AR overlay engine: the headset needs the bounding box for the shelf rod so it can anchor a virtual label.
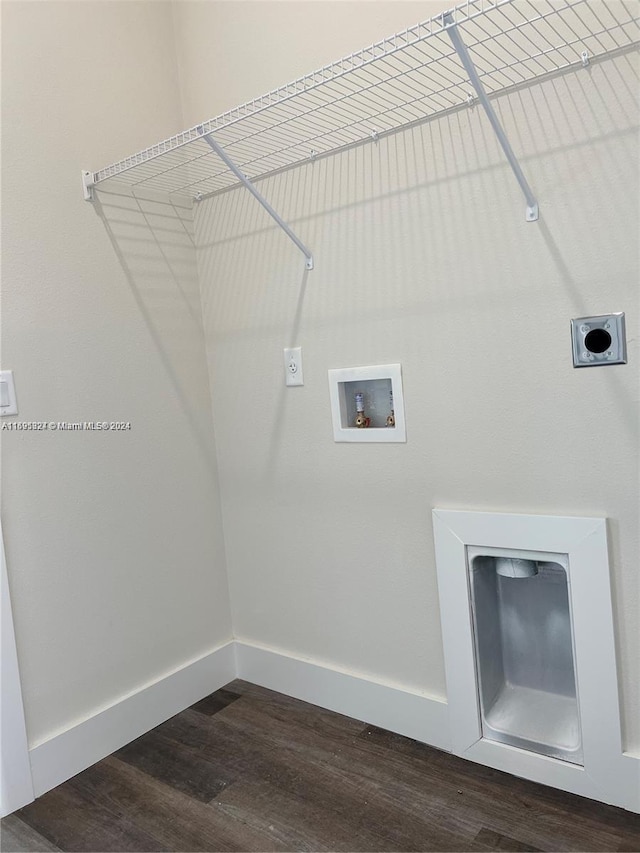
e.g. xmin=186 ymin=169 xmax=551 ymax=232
xmin=443 ymin=12 xmax=539 ymax=222
xmin=199 ymin=129 xmax=314 ymax=270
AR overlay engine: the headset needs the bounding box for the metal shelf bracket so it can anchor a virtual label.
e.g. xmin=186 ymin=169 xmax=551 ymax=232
xmin=82 ymin=170 xmax=95 ymax=202
xmin=199 ymin=128 xmax=314 ymax=270
xmin=443 ymin=13 xmax=539 ymax=223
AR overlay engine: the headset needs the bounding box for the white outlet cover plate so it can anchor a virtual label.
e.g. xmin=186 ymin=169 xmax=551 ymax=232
xmin=284 ymin=347 xmax=304 ymax=386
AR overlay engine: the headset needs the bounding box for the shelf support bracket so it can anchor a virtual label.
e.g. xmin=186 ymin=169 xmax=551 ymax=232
xmin=443 ymin=13 xmax=539 ymax=222
xmin=199 ymin=129 xmax=314 ymax=270
xmin=82 ymin=170 xmax=95 ymax=202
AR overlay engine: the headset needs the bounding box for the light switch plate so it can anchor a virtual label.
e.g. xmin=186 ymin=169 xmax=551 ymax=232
xmin=0 ymin=371 xmax=18 ymax=416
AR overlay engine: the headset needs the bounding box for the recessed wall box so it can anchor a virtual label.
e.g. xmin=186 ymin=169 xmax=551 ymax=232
xmin=328 ymin=364 xmax=406 ymax=443
xmin=467 ymin=546 xmax=582 ymax=765
xmin=432 ymin=509 xmax=634 ymax=810
xmin=571 ymin=313 xmax=626 ymax=367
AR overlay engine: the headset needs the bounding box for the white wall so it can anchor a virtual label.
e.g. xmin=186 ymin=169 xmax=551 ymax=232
xmin=2 ymin=0 xmax=638 ymax=767
xmin=172 ymin=1 xmax=453 ymax=124
xmin=182 ymin=3 xmax=640 ymax=752
xmin=1 ymin=1 xmax=232 ymax=748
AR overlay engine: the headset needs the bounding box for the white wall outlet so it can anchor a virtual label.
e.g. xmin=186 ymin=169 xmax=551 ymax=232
xmin=284 ymin=347 xmax=304 ymax=386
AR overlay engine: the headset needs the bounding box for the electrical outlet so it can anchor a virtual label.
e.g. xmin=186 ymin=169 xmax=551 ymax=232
xmin=284 ymin=346 xmax=304 ymax=386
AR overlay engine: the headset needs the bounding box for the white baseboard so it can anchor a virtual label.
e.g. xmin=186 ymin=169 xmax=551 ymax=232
xmin=28 ymin=642 xmax=235 ymax=798
xmin=24 ymin=639 xmax=639 ymax=814
xmin=27 ymin=639 xmax=448 ymax=803
xmin=235 ymin=641 xmax=451 ymax=752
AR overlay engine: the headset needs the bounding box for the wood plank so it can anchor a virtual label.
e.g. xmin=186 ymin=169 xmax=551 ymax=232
xmin=214 ymin=778 xmax=384 ymax=853
xmin=16 ymin=784 xmax=165 ymax=852
xmin=0 ymin=814 xmax=62 ymax=852
xmin=114 ymin=727 xmax=229 ymax=802
xmin=155 ymin=707 xmax=302 ymax=786
xmin=224 ymin=680 xmax=368 ymax=738
xmin=198 ymin=700 xmax=490 ymax=851
xmin=68 ymin=756 xmax=286 ymax=852
xmin=155 ymin=702 xmax=490 ymax=851
xmin=475 ymin=827 xmax=541 ymax=852
xmin=191 ymin=687 xmax=242 ymax=717
xmin=214 ymin=776 xmax=493 ymax=852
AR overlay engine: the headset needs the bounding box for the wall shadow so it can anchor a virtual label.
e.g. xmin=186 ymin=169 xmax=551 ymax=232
xmin=92 ymin=187 xmax=219 ymax=476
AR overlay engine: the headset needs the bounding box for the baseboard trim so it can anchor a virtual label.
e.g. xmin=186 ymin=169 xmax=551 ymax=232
xmin=28 ymin=642 xmax=235 ymax=797
xmin=25 ymin=639 xmax=639 ymax=814
xmin=235 ymin=641 xmax=451 ymax=752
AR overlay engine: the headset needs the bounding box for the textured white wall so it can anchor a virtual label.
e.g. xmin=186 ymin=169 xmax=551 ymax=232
xmin=173 ymin=1 xmax=453 ymax=126
xmin=3 ymin=0 xmax=638 ymax=761
xmin=185 ymin=4 xmax=640 ymax=751
xmin=1 ymin=1 xmax=232 ymax=746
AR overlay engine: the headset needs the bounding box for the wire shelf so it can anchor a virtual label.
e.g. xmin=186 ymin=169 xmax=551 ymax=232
xmin=90 ymin=0 xmax=639 ymax=201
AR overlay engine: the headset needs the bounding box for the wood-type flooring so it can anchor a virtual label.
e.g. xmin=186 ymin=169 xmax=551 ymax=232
xmin=3 ymin=680 xmax=639 ymax=852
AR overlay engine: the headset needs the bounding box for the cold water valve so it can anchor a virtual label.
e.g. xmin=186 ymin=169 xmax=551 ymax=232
xmin=354 ymin=392 xmax=370 ymax=428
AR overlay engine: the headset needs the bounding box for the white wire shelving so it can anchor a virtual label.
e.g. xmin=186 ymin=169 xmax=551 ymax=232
xmin=84 ymin=0 xmax=639 ymax=263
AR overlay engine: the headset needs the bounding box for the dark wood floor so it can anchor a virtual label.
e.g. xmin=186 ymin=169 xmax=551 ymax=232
xmin=3 ymin=680 xmax=639 ymax=853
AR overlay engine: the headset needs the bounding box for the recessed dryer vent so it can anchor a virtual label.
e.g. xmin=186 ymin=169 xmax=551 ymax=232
xmin=468 ymin=546 xmax=582 ymax=765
